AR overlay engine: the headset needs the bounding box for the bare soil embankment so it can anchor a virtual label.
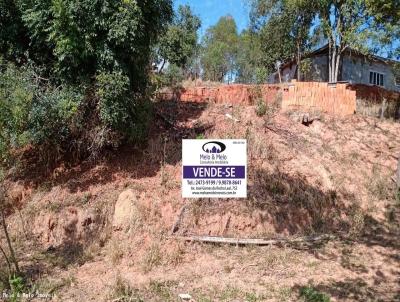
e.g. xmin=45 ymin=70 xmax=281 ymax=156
xmin=2 ymin=99 xmax=400 ymax=301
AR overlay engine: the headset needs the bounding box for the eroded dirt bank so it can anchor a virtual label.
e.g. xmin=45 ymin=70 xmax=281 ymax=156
xmin=2 ymin=100 xmax=400 ymax=301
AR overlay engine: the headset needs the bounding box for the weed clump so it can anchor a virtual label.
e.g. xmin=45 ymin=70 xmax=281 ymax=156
xmin=141 ymin=243 xmax=162 ymax=273
xmin=108 ymin=275 xmax=144 ymax=302
xmin=255 ymin=99 xmax=267 ymax=117
xmin=300 ymin=286 xmax=331 ymax=302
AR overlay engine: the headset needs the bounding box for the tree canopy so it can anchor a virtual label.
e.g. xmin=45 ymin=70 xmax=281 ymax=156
xmin=0 ymin=0 xmax=173 ymax=163
xmin=250 ymin=0 xmax=316 ymax=79
xmin=250 ymin=0 xmax=400 ymax=83
xmin=235 ymin=30 xmax=266 ymax=83
xmin=201 ymin=16 xmax=239 ymax=83
xmin=158 ymin=4 xmax=201 ymax=72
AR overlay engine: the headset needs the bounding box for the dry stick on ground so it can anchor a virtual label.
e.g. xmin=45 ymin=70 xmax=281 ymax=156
xmin=0 ymin=243 xmax=12 ymax=275
xmin=397 ymin=156 xmax=400 ymax=189
xmin=173 ymin=234 xmax=335 ymax=246
xmin=0 ymin=210 xmax=20 ymax=275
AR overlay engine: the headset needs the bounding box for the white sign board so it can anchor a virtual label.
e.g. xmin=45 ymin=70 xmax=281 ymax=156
xmin=182 ymin=139 xmax=247 ymax=198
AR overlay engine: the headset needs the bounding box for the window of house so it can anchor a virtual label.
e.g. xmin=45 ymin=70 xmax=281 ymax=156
xmin=369 ymin=71 xmax=384 ymax=87
xmin=395 ymin=76 xmax=400 ymax=86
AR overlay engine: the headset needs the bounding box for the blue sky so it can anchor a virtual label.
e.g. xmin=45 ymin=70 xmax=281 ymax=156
xmin=174 ymin=0 xmax=250 ymax=36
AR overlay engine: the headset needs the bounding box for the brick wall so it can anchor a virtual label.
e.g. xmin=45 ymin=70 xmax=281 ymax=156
xmin=281 ymin=81 xmax=356 ymax=116
xmin=174 ymin=84 xmax=281 ymax=105
xmin=158 ymin=81 xmax=357 ymax=116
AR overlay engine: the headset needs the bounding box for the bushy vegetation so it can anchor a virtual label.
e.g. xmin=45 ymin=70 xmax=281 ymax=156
xmin=0 ymin=0 xmax=173 ymax=165
xmin=300 ymin=286 xmax=331 ymax=302
xmin=0 ymin=62 xmax=84 ymax=161
xmin=255 ymin=99 xmax=267 ymax=117
xmin=201 ymin=16 xmax=239 ymax=83
xmin=153 ymin=64 xmax=185 ymax=89
xmin=155 ymin=4 xmax=201 ymax=87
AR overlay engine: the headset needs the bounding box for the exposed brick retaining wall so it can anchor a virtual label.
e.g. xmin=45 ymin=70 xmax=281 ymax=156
xmin=158 ymin=81 xmax=357 ymax=116
xmin=161 ymin=84 xmax=281 ymax=105
xmin=282 ymin=81 xmax=356 ymax=116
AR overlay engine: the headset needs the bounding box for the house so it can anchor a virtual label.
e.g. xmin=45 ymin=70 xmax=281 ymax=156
xmin=269 ymin=45 xmax=400 ymax=92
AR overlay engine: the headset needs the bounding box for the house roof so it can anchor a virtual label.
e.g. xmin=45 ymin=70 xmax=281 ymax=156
xmin=279 ymin=44 xmax=399 ymax=70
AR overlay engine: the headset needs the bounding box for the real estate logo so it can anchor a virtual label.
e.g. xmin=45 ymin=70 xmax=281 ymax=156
xmin=182 ymin=139 xmax=247 ymax=198
xmin=202 ymin=141 xmax=226 ymax=153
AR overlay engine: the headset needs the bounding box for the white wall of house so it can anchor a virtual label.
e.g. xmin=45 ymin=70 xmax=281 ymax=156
xmin=271 ymin=51 xmax=400 ymax=92
xmin=342 ymin=55 xmax=400 ymax=92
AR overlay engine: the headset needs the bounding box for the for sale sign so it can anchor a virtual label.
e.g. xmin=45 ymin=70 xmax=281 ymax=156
xmin=182 ymin=139 xmax=247 ymax=198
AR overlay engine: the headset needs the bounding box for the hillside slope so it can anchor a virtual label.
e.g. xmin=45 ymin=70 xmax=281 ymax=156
xmin=2 ymin=100 xmax=400 ymax=301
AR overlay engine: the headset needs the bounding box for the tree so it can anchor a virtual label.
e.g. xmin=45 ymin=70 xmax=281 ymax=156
xmin=365 ymin=0 xmax=400 ymax=23
xmin=158 ymin=5 xmax=201 ymax=75
xmin=286 ymin=0 xmax=316 ymax=80
xmin=315 ymin=0 xmax=399 ymax=82
xmin=365 ymin=0 xmax=400 ymax=59
xmin=250 ymin=0 xmax=315 ymax=80
xmin=250 ymin=0 xmax=399 ymax=83
xmin=0 ymin=0 xmax=29 ymax=63
xmin=201 ymin=16 xmax=239 ymax=83
xmin=19 ymin=0 xmax=173 ymax=89
xmin=0 ymin=0 xmax=173 ymax=159
xmin=316 ymin=0 xmax=368 ymax=83
xmin=235 ymin=30 xmax=266 ymax=83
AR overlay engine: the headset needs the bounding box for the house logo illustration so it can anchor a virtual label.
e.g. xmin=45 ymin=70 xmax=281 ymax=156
xmin=202 ymin=141 xmax=226 ymax=154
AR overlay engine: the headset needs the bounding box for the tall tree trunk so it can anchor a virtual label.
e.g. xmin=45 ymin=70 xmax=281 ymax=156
xmin=297 ymin=41 xmax=301 ymax=81
xmin=328 ymin=44 xmax=342 ymax=83
xmin=328 ymin=39 xmax=333 ymax=83
xmin=331 ymin=45 xmax=337 ymax=83
xmin=334 ymin=51 xmax=341 ymax=82
xmin=159 ymin=59 xmax=166 ymax=73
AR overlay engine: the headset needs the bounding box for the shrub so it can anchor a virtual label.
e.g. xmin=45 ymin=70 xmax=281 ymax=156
xmin=255 ymin=99 xmax=267 ymax=116
xmin=0 ymin=0 xmax=173 ymax=164
xmin=300 ymin=286 xmax=331 ymax=302
xmin=0 ymin=62 xmax=86 ymax=160
xmin=96 ymin=71 xmax=153 ymax=143
xmin=29 ymin=85 xmax=83 ymax=147
xmin=96 ymin=72 xmax=131 ymax=133
xmin=9 ymin=275 xmax=25 ymax=302
xmin=163 ymin=64 xmax=185 ymax=87
xmin=0 ymin=61 xmax=156 ymax=166
xmin=255 ymin=67 xmax=269 ymax=84
xmin=0 ymin=62 xmax=35 ymax=159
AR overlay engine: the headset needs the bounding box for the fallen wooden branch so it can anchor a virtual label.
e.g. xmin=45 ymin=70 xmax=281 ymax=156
xmin=264 ymin=125 xmax=279 ymax=133
xmin=172 ymin=234 xmax=335 ymax=246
